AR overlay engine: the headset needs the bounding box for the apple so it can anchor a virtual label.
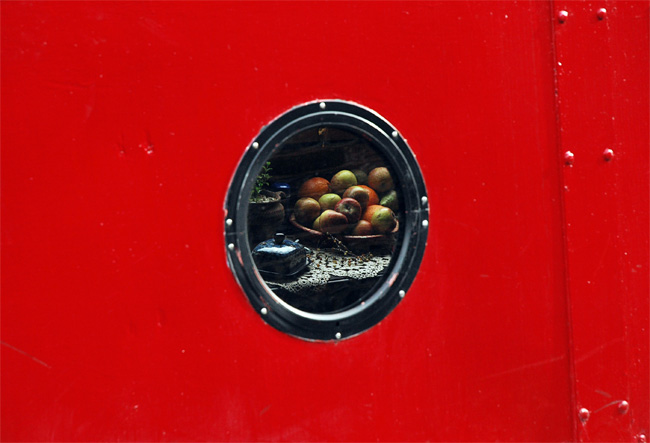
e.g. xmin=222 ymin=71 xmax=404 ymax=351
xmin=335 ymin=197 xmax=362 ymax=224
xmin=318 ymin=193 xmax=341 ymax=211
xmin=351 ymin=220 xmax=374 ymax=236
xmin=370 ymin=206 xmax=397 ymax=234
xmin=359 ymin=185 xmax=380 ymax=206
xmin=362 ymin=204 xmax=385 ymax=223
xmin=330 ymin=170 xmax=357 ymax=194
xmin=351 ymin=169 xmax=368 ymax=185
xmin=319 ymin=209 xmax=348 ymax=234
xmin=293 ymin=197 xmax=321 ymax=226
xmin=367 ymin=167 xmax=394 ymax=193
xmin=342 ymin=185 xmax=370 ymax=210
xmin=312 ymin=215 xmax=322 ymax=231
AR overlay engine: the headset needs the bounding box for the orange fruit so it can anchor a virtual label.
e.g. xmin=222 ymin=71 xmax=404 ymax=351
xmin=298 ymin=177 xmax=330 ymax=200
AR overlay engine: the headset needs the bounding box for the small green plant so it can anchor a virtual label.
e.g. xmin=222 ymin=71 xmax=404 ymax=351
xmin=250 ymin=162 xmax=272 ymax=201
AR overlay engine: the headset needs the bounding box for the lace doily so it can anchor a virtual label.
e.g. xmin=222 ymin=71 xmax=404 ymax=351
xmin=270 ymin=249 xmax=391 ymax=293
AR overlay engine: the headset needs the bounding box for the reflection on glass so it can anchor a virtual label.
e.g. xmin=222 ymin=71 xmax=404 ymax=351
xmin=247 ymin=126 xmax=402 ymax=314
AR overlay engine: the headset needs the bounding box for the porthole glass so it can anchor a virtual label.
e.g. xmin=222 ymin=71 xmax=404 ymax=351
xmin=225 ymin=100 xmax=428 ymax=341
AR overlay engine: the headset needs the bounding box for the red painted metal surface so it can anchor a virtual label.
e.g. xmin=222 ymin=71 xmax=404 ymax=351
xmin=1 ymin=1 xmax=646 ymax=441
xmin=552 ymin=1 xmax=650 ymax=441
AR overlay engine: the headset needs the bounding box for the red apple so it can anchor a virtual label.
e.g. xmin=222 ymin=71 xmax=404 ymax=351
xmin=359 ymin=185 xmax=380 ymax=206
xmin=335 ymin=197 xmax=362 ymax=224
xmin=342 ymin=185 xmax=370 ymax=210
xmin=351 ymin=220 xmax=374 ymax=236
xmin=319 ymin=210 xmax=348 ymax=234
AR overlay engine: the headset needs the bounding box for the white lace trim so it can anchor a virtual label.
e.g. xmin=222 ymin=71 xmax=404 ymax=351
xmin=272 ymin=249 xmax=391 ymax=293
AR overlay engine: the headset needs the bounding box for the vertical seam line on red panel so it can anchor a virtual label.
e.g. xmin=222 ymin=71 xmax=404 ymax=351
xmin=548 ymin=1 xmax=579 ymax=441
xmin=602 ymin=2 xmax=629 ymax=428
xmin=601 ymin=2 xmax=633 ymax=424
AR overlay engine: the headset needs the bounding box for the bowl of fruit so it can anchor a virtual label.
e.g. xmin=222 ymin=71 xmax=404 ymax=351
xmin=289 ymin=167 xmax=399 ymax=248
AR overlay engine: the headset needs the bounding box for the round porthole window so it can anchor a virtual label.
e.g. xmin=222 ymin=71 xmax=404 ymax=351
xmin=224 ymin=100 xmax=428 ymax=341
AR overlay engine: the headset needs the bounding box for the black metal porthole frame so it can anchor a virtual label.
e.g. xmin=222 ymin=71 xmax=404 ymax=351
xmin=224 ymin=100 xmax=429 ymax=341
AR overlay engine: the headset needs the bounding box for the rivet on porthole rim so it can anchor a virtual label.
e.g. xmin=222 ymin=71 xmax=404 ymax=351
xmin=335 ymin=332 xmax=342 ymax=340
xmin=261 ymin=307 xmax=268 ymax=315
xmin=226 ymin=218 xmax=233 ymax=227
xmin=391 ymin=130 xmax=399 ymax=139
xmin=399 ymin=290 xmax=406 ymax=298
xmin=227 ymin=243 xmax=235 ymax=251
xmin=319 ymin=102 xmax=327 ymax=110
xmin=421 ymin=196 xmax=428 ymax=206
xmin=252 ymin=141 xmax=259 ymax=149
xmin=422 ymin=220 xmax=429 ymax=228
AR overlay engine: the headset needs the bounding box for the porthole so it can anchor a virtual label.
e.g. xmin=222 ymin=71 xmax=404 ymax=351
xmin=225 ymin=100 xmax=428 ymax=341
